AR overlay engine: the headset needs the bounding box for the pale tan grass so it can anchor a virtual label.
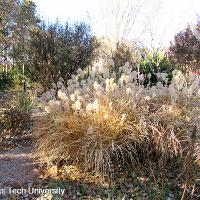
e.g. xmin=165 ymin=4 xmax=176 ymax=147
xmin=33 ymin=88 xmax=199 ymax=178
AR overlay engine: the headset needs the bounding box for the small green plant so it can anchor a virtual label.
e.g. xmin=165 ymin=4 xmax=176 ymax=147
xmin=17 ymin=92 xmax=33 ymax=113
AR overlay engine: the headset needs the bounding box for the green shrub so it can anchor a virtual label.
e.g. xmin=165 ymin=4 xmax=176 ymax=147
xmin=0 ymin=66 xmax=30 ymax=91
xmin=139 ymin=50 xmax=175 ymax=86
xmin=27 ymin=22 xmax=100 ymax=90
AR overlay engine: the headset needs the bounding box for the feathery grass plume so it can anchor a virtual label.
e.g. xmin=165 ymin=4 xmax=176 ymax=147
xmin=33 ymin=63 xmax=200 ymax=178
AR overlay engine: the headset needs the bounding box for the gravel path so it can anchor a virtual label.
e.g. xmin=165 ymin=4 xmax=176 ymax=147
xmin=0 ymin=145 xmax=40 ymax=188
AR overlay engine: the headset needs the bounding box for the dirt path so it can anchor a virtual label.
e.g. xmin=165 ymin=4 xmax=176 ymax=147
xmin=0 ymin=145 xmax=40 ymax=189
xmin=0 ymin=92 xmax=40 ymax=188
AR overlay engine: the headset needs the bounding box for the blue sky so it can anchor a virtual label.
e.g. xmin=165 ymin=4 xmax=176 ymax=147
xmin=33 ymin=0 xmax=200 ymax=48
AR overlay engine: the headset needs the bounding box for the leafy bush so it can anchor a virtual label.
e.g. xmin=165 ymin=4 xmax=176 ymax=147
xmin=0 ymin=66 xmax=30 ymax=91
xmin=27 ymin=22 xmax=99 ymax=90
xmin=112 ymin=42 xmax=140 ymax=71
xmin=9 ymin=66 xmax=24 ymax=89
xmin=2 ymin=108 xmax=31 ymax=135
xmin=33 ymin=63 xmax=200 ymax=180
xmin=168 ymin=21 xmax=200 ymax=72
xmin=0 ymin=92 xmax=32 ymax=135
xmin=139 ymin=50 xmax=174 ymax=86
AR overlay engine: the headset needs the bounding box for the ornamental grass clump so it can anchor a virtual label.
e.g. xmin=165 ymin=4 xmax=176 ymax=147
xmin=33 ymin=62 xmax=200 ymax=177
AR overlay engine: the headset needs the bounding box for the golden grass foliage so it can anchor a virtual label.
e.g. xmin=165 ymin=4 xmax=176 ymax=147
xmin=34 ymin=63 xmax=200 ymax=175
